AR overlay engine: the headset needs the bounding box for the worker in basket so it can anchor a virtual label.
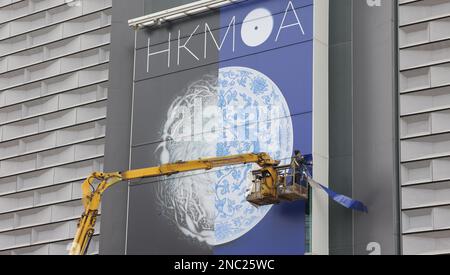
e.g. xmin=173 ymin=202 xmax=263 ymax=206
xmin=275 ymin=151 xmax=309 ymax=202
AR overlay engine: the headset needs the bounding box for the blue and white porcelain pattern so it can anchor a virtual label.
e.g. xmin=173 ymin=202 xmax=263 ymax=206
xmin=214 ymin=67 xmax=293 ymax=245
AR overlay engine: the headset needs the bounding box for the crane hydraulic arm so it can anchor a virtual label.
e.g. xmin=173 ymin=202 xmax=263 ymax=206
xmin=69 ymin=152 xmax=282 ymax=255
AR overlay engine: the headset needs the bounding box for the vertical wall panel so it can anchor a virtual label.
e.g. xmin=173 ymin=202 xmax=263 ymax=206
xmin=349 ymin=0 xmax=399 ymax=255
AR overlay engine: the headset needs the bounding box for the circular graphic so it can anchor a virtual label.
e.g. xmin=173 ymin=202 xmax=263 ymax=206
xmin=241 ymin=8 xmax=274 ymax=47
xmin=156 ymin=67 xmax=293 ymax=246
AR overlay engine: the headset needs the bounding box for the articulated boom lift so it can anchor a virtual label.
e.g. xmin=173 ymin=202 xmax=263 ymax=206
xmin=70 ymin=152 xmax=309 ymax=255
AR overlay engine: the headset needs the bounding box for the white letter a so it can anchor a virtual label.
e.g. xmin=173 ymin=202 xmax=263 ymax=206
xmin=276 ymin=1 xmax=305 ymax=42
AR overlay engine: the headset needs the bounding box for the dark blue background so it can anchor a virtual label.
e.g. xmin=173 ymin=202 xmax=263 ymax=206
xmin=215 ymin=0 xmax=313 ymax=255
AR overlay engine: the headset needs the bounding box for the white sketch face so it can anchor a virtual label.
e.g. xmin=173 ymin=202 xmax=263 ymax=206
xmin=156 ymin=67 xmax=293 ymax=246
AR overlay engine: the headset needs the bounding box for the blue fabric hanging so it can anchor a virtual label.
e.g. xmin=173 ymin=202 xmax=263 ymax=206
xmin=301 ymin=163 xmax=368 ymax=213
xmin=295 ymin=154 xmax=369 ymax=213
xmin=308 ymin=178 xmax=368 ymax=213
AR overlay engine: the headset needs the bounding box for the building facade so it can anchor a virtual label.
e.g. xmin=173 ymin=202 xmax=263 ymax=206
xmin=0 ymin=0 xmax=111 ymax=255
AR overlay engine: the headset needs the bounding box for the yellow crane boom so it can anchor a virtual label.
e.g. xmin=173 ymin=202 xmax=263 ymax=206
xmin=69 ymin=152 xmax=289 ymax=255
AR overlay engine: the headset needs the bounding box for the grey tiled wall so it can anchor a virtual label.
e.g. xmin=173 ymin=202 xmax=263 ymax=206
xmin=399 ymin=0 xmax=450 ymax=255
xmin=0 ymin=0 xmax=111 ymax=255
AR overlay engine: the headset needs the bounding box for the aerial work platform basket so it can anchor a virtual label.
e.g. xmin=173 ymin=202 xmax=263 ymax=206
xmin=246 ymin=152 xmax=309 ymax=206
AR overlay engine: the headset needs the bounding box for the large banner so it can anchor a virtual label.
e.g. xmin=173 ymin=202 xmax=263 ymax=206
xmin=128 ymin=0 xmax=313 ymax=255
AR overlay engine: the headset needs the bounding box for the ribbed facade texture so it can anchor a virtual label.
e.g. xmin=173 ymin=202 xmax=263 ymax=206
xmin=399 ymin=0 xmax=450 ymax=255
xmin=0 ymin=0 xmax=110 ymax=255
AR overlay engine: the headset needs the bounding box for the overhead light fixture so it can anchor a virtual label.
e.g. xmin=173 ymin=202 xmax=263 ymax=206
xmin=184 ymin=6 xmax=210 ymax=15
xmin=207 ymin=1 xmax=232 ymax=9
xmin=163 ymin=13 xmax=186 ymax=21
xmin=128 ymin=0 xmax=249 ymax=30
xmin=142 ymin=20 xmax=155 ymax=27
